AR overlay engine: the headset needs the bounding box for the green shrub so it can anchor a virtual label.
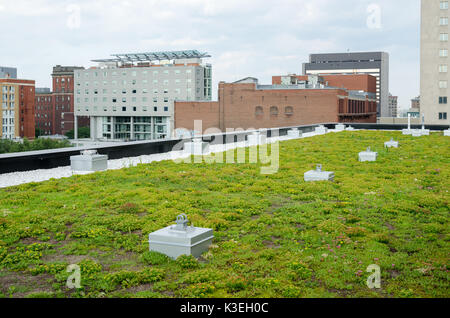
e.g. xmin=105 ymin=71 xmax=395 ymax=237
xmin=140 ymin=251 xmax=170 ymax=265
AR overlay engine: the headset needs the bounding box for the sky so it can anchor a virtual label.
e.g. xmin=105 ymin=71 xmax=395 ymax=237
xmin=0 ymin=0 xmax=421 ymax=111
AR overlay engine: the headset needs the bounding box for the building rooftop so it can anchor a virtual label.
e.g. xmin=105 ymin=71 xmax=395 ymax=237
xmin=92 ymin=50 xmax=211 ymax=63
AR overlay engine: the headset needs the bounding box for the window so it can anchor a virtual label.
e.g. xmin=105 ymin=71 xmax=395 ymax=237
xmin=122 ymin=98 xmax=126 ymax=102
xmin=153 ymin=71 xmax=159 ymax=75
xmin=112 ymin=98 xmax=117 ymax=103
xmin=153 ymin=98 xmax=158 ymax=103
xmin=270 ymin=106 xmax=279 ymax=116
xmin=440 ymin=17 xmax=448 ymax=25
xmin=122 ymin=107 xmax=126 ymax=112
xmin=440 ymin=49 xmax=448 ymax=57
xmin=132 ymin=71 xmax=137 ymax=77
xmin=440 ymin=33 xmax=448 ymax=41
xmin=133 ymin=107 xmax=137 ymax=111
xmin=164 ymin=70 xmax=169 ymax=74
xmin=439 ymin=112 xmax=448 ymax=120
xmin=441 ymin=1 xmax=449 ymax=9
xmin=164 ymin=97 xmax=169 ymax=103
xmin=143 ymin=106 xmax=148 ymax=112
xmin=255 ymin=106 xmax=264 ymax=117
xmin=153 ymin=80 xmax=158 ymax=84
xmin=164 ymin=107 xmax=168 ymax=112
xmin=142 ymin=89 xmax=148 ymax=94
xmin=285 ymin=106 xmax=294 ymax=116
xmin=439 ymin=81 xmax=448 ymax=88
xmin=439 ymin=96 xmax=448 ymax=104
xmin=154 ymin=107 xmax=158 ymax=112
xmin=164 ymin=80 xmax=169 ymax=85
xmin=164 ymin=89 xmax=169 ymax=94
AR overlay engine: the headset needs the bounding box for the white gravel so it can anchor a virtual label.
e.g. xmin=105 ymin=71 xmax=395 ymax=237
xmin=0 ymin=129 xmax=345 ymax=189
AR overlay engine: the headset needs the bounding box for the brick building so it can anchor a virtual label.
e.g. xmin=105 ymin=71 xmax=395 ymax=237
xmin=0 ymin=78 xmax=35 ymax=139
xmin=52 ymin=65 xmax=88 ymax=135
xmin=272 ymin=74 xmax=377 ymax=94
xmin=175 ymin=75 xmax=377 ymax=133
xmin=34 ymin=66 xmax=89 ymax=137
xmin=35 ymin=88 xmax=54 ymax=136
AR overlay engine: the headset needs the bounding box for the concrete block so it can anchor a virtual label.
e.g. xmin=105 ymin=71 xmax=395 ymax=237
xmin=315 ymin=125 xmax=328 ymax=135
xmin=402 ymin=129 xmax=413 ymax=135
xmin=148 ymin=214 xmax=214 ymax=260
xmin=444 ymin=129 xmax=450 ymax=136
xmin=411 ymin=129 xmax=423 ymax=137
xmin=335 ymin=124 xmax=346 ymax=131
xmin=304 ymin=164 xmax=334 ymax=182
xmin=359 ymin=147 xmax=378 ymax=162
xmin=287 ymin=128 xmax=301 ymax=138
xmin=384 ymin=138 xmax=399 ymax=148
xmin=70 ymin=150 xmax=108 ymax=172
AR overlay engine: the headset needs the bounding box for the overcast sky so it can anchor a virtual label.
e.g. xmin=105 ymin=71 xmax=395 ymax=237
xmin=0 ymin=0 xmax=420 ymax=110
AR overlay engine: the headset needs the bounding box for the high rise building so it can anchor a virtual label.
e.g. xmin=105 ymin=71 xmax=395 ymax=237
xmin=421 ymin=0 xmax=449 ymax=124
xmin=0 ymin=67 xmax=17 ymax=79
xmin=74 ymin=50 xmax=212 ymax=141
xmin=52 ymin=65 xmax=87 ymax=135
xmin=389 ymin=94 xmax=398 ymax=118
xmin=0 ymin=78 xmax=35 ymax=139
xmin=302 ymin=52 xmax=390 ymax=117
xmin=35 ymin=88 xmax=54 ymax=136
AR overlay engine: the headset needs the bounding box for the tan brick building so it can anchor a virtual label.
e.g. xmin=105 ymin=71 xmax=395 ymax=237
xmin=1 ymin=78 xmax=35 ymax=139
xmin=175 ymin=76 xmax=377 ymax=134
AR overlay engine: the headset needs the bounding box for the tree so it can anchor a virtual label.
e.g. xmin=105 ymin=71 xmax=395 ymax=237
xmin=65 ymin=127 xmax=90 ymax=139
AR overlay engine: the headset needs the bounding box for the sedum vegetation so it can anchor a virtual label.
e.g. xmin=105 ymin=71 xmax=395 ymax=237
xmin=0 ymin=130 xmax=448 ymax=298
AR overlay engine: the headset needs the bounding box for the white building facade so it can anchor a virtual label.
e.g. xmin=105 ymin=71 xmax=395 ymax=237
xmin=421 ymin=0 xmax=450 ymax=125
xmin=74 ymin=50 xmax=212 ymax=141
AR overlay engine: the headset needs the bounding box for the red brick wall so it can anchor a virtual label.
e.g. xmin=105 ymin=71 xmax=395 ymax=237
xmin=175 ymin=101 xmax=220 ymax=131
xmin=219 ymin=82 xmax=342 ymax=130
xmin=272 ymin=74 xmax=377 ymax=94
xmin=35 ymin=94 xmax=54 ymax=135
xmin=19 ymin=84 xmax=35 ymax=139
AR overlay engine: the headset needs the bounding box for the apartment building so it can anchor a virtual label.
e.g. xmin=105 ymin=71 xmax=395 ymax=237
xmin=52 ymin=65 xmax=87 ymax=135
xmin=35 ymin=88 xmax=54 ymax=136
xmin=0 ymin=78 xmax=35 ymax=139
xmin=388 ymin=94 xmax=398 ymax=118
xmin=421 ymin=0 xmax=450 ymax=124
xmin=0 ymin=67 xmax=17 ymax=79
xmin=74 ymin=50 xmax=212 ymax=141
xmin=303 ymin=52 xmax=390 ymax=117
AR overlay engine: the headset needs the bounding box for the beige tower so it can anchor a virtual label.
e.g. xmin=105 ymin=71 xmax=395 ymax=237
xmin=421 ymin=0 xmax=450 ymax=125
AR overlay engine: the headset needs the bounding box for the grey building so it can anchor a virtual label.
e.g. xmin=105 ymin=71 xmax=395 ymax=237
xmin=74 ymin=50 xmax=212 ymax=141
xmin=302 ymin=52 xmax=390 ymax=117
xmin=0 ymin=66 xmax=17 ymax=79
xmin=420 ymin=0 xmax=449 ymax=125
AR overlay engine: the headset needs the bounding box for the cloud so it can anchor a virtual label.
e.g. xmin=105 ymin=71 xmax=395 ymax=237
xmin=0 ymin=0 xmax=421 ymax=109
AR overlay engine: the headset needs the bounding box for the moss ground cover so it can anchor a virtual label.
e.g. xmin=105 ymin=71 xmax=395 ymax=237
xmin=0 ymin=130 xmax=448 ymax=298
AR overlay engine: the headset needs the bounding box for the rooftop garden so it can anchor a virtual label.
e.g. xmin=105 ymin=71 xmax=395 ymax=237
xmin=0 ymin=130 xmax=448 ymax=298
